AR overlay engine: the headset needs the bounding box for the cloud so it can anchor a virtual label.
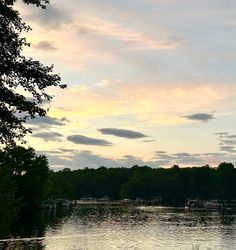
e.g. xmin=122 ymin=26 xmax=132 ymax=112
xmin=219 ymin=146 xmax=236 ymax=153
xmin=151 ymin=149 xmax=235 ymax=167
xmin=25 ymin=5 xmax=72 ymax=28
xmin=37 ymin=145 xmax=236 ymax=170
xmin=226 ymin=135 xmax=236 ymax=139
xmin=183 ymin=113 xmax=215 ymax=122
xmin=76 ymin=16 xmax=178 ymax=50
xmin=155 ymin=151 xmax=167 ymax=154
xmin=143 ymin=139 xmax=157 ymax=142
xmin=154 ymin=151 xmax=175 ymax=161
xmin=173 ymin=153 xmax=192 ymax=157
xmin=38 ymin=149 xmax=157 ymax=170
xmin=26 ymin=116 xmax=69 ymax=127
xmin=32 ymin=132 xmax=63 ymax=141
xmin=67 ymin=135 xmax=112 ymax=146
xmin=215 ymin=132 xmax=228 ymax=137
xmin=216 ymin=132 xmax=236 ymax=152
xmin=34 ymin=41 xmax=58 ymax=52
xmin=52 ymin=83 xmax=233 ymax=126
xmin=219 ymin=140 xmax=236 ymax=146
xmin=153 ymin=151 xmax=228 ymax=166
xmin=98 ymin=128 xmax=147 ymax=139
xmin=25 ymin=97 xmax=51 ymax=106
xmin=154 ymin=151 xmax=216 ymax=166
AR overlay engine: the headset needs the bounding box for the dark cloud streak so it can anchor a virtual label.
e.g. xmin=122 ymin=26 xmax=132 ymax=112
xmin=67 ymin=135 xmax=112 ymax=146
xmin=32 ymin=132 xmax=63 ymax=141
xmin=216 ymin=132 xmax=236 ymax=153
xmin=99 ymin=128 xmax=147 ymax=139
xmin=183 ymin=113 xmax=215 ymax=122
xmin=25 ymin=5 xmax=72 ymax=29
xmin=27 ymin=116 xmax=69 ymax=127
xmin=143 ymin=139 xmax=157 ymax=142
xmin=34 ymin=41 xmax=58 ymax=51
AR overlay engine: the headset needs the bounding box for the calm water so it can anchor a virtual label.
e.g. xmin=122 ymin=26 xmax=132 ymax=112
xmin=0 ymin=205 xmax=236 ymax=250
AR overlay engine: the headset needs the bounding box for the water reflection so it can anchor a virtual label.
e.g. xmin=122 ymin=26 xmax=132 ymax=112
xmin=1 ymin=206 xmax=236 ymax=250
xmin=0 ymin=208 xmax=72 ymax=250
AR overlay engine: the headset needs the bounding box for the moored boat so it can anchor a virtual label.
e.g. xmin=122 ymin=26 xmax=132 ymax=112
xmin=185 ymin=199 xmax=236 ymax=211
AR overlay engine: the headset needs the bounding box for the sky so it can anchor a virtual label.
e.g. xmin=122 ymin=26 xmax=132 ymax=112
xmin=16 ymin=0 xmax=236 ymax=170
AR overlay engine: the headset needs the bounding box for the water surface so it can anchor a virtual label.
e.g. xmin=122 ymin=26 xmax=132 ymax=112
xmin=0 ymin=206 xmax=236 ymax=249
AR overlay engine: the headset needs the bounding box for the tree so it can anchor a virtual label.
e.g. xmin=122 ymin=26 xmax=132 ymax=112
xmin=0 ymin=165 xmax=19 ymax=237
xmin=0 ymin=146 xmax=50 ymax=207
xmin=217 ymin=162 xmax=236 ymax=199
xmin=0 ymin=0 xmax=66 ymax=146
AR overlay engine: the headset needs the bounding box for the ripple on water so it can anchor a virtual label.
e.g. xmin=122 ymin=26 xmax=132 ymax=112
xmin=1 ymin=206 xmax=236 ymax=249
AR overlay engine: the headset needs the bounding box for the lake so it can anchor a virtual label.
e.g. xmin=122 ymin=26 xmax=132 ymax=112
xmin=0 ymin=205 xmax=236 ymax=249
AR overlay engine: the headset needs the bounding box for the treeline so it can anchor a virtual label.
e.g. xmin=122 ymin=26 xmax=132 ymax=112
xmin=1 ymin=146 xmax=236 ymax=236
xmin=49 ymin=163 xmax=236 ymax=205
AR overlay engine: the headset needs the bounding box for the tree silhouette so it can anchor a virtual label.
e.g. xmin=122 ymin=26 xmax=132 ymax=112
xmin=0 ymin=146 xmax=50 ymax=207
xmin=41 ymin=164 xmax=236 ymax=204
xmin=0 ymin=0 xmax=66 ymax=146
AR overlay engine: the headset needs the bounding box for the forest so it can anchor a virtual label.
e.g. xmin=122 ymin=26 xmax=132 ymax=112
xmin=47 ymin=161 xmax=236 ymax=204
xmin=1 ymin=146 xmax=236 ymax=237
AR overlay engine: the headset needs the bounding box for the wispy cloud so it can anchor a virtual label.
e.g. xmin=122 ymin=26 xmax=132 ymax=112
xmin=216 ymin=132 xmax=236 ymax=153
xmin=76 ymin=16 xmax=178 ymax=51
xmin=219 ymin=146 xmax=236 ymax=153
xmin=52 ymin=83 xmax=231 ymax=125
xmin=26 ymin=116 xmax=69 ymax=127
xmin=34 ymin=41 xmax=58 ymax=52
xmin=98 ymin=128 xmax=147 ymax=139
xmin=154 ymin=150 xmax=236 ymax=167
xmin=32 ymin=132 xmax=63 ymax=141
xmin=143 ymin=139 xmax=157 ymax=143
xmin=38 ymin=149 xmax=156 ymax=170
xmin=67 ymin=135 xmax=112 ymax=146
xmin=24 ymin=4 xmax=72 ymax=28
xmin=183 ymin=113 xmax=215 ymax=122
xmin=37 ymin=147 xmax=236 ymax=170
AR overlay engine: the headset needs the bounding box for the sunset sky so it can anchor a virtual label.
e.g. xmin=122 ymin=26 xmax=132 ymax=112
xmin=17 ymin=0 xmax=236 ymax=169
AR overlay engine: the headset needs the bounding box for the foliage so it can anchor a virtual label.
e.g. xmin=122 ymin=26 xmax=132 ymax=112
xmin=217 ymin=162 xmax=236 ymax=199
xmin=0 ymin=146 xmax=50 ymax=236
xmin=46 ymin=164 xmax=236 ymax=205
xmin=0 ymin=0 xmax=66 ymax=146
xmin=0 ymin=146 xmax=49 ymax=208
xmin=44 ymin=170 xmax=76 ymax=200
xmin=0 ymin=166 xmax=19 ymax=237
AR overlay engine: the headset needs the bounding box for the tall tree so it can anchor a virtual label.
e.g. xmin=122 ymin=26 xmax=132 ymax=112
xmin=0 ymin=146 xmax=50 ymax=207
xmin=0 ymin=0 xmax=66 ymax=146
xmin=0 ymin=164 xmax=19 ymax=237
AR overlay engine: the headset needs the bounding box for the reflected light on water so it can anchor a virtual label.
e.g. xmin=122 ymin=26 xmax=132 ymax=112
xmin=0 ymin=206 xmax=236 ymax=249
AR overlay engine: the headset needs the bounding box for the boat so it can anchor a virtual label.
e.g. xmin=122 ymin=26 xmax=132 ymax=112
xmin=185 ymin=199 xmax=233 ymax=211
xmin=185 ymin=199 xmax=205 ymax=211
